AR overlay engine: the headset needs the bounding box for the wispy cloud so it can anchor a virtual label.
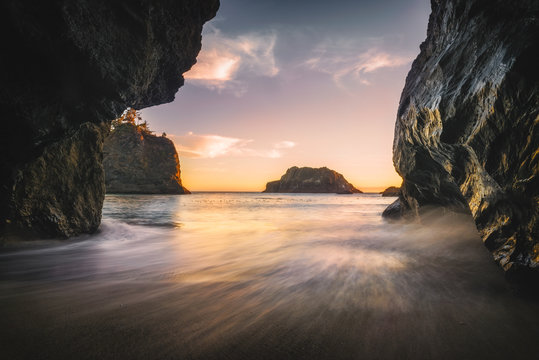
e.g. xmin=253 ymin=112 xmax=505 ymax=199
xmin=303 ymin=40 xmax=412 ymax=89
xmin=274 ymin=141 xmax=296 ymax=149
xmin=185 ymin=25 xmax=279 ymax=96
xmin=169 ymin=132 xmax=295 ymax=159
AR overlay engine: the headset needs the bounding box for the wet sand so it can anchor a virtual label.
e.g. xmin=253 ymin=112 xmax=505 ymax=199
xmin=1 ymin=194 xmax=538 ymax=359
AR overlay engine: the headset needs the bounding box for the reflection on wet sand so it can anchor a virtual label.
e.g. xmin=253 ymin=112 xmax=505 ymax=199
xmin=1 ymin=194 xmax=538 ymax=359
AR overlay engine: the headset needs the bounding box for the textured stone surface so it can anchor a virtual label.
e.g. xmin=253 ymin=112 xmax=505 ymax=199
xmin=104 ymin=123 xmax=189 ymax=194
xmin=9 ymin=123 xmax=108 ymax=237
xmin=264 ymin=167 xmax=362 ymax=194
xmin=388 ymin=0 xmax=538 ymax=278
xmin=382 ymin=199 xmax=403 ymax=220
xmin=1 ymin=0 xmax=218 ymax=238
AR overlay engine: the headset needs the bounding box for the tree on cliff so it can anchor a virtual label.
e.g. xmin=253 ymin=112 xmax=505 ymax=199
xmin=121 ymin=108 xmax=141 ymax=124
xmin=111 ymin=108 xmax=152 ymax=134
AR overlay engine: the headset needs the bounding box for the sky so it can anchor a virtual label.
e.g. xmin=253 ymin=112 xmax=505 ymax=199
xmin=143 ymin=0 xmax=431 ymax=192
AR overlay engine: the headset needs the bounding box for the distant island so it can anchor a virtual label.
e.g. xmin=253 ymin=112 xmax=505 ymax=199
xmin=103 ymin=109 xmax=190 ymax=194
xmin=380 ymin=186 xmax=400 ymax=197
xmin=263 ymin=166 xmax=362 ymax=194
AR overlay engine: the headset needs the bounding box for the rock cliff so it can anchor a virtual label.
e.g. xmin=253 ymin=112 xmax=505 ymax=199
xmin=1 ymin=0 xmax=218 ymax=238
xmin=104 ymin=123 xmax=189 ymax=194
xmin=387 ymin=0 xmax=538 ymax=280
xmin=264 ymin=167 xmax=362 ymax=194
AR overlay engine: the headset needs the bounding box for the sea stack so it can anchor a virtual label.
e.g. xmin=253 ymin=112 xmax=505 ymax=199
xmin=264 ymin=166 xmax=361 ymax=194
xmin=380 ymin=186 xmax=400 ymax=197
xmin=386 ymin=0 xmax=538 ymax=279
xmin=104 ymin=123 xmax=189 ymax=194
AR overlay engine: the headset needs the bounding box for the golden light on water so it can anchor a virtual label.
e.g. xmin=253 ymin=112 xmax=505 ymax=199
xmin=4 ymin=194 xmax=538 ymax=359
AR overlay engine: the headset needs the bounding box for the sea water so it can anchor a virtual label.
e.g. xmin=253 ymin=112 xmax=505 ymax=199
xmin=1 ymin=193 xmax=538 ymax=359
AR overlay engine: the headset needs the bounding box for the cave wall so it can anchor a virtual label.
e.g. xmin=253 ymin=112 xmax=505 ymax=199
xmin=0 ymin=0 xmax=218 ymax=238
xmin=389 ymin=0 xmax=538 ymax=278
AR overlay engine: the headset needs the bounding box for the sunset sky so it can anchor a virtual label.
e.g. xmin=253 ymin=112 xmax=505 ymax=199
xmin=143 ymin=0 xmax=431 ymax=192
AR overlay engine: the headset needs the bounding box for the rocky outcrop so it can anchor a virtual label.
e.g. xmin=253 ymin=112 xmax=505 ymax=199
xmin=264 ymin=167 xmax=362 ymax=194
xmin=387 ymin=0 xmax=538 ymax=279
xmin=382 ymin=199 xmax=403 ymax=220
xmin=1 ymin=1 xmax=218 ymax=238
xmin=380 ymin=186 xmax=400 ymax=197
xmin=7 ymin=123 xmax=109 ymax=237
xmin=104 ymin=123 xmax=189 ymax=194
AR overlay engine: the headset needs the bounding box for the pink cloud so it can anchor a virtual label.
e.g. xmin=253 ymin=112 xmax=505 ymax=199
xmin=169 ymin=132 xmax=295 ymax=159
xmin=184 ymin=25 xmax=279 ymax=96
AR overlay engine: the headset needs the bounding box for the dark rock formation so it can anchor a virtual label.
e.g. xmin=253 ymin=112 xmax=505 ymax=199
xmin=387 ymin=0 xmax=538 ymax=279
xmin=264 ymin=166 xmax=362 ymax=194
xmin=380 ymin=186 xmax=400 ymax=197
xmin=104 ymin=123 xmax=189 ymax=194
xmin=1 ymin=0 xmax=218 ymax=238
xmin=7 ymin=123 xmax=109 ymax=237
xmin=382 ymin=199 xmax=403 ymax=220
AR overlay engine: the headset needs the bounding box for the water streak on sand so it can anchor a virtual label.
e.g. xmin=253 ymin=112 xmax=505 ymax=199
xmin=1 ymin=193 xmax=538 ymax=359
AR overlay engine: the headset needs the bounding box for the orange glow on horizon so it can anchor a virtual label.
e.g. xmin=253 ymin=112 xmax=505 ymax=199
xmin=179 ymin=156 xmax=402 ymax=193
xmin=169 ymin=80 xmax=405 ymax=194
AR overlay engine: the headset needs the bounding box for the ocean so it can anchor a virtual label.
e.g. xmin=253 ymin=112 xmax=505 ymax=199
xmin=1 ymin=193 xmax=538 ymax=359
